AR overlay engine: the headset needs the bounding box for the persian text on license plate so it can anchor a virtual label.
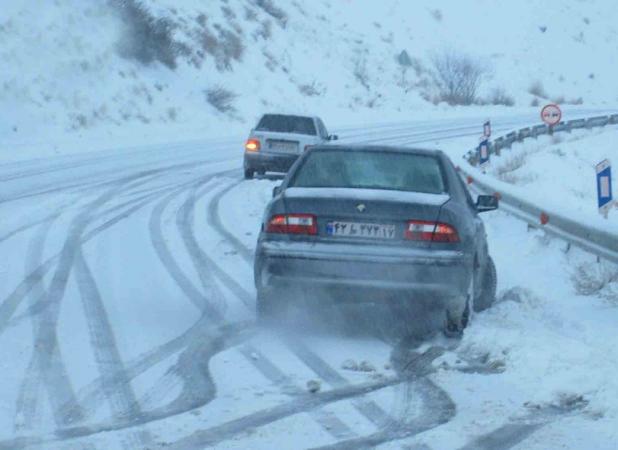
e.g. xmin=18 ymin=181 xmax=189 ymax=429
xmin=326 ymin=221 xmax=396 ymax=239
xmin=269 ymin=141 xmax=297 ymax=152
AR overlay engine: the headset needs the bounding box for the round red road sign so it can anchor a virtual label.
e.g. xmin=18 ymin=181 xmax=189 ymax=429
xmin=541 ymin=104 xmax=562 ymax=126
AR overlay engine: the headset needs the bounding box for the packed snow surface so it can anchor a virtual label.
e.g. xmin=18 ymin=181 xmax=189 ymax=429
xmin=1 ymin=118 xmax=617 ymax=449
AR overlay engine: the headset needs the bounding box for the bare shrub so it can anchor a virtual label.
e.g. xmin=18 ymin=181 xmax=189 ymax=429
xmin=115 ymin=0 xmax=185 ymax=69
xmin=167 ymin=107 xmax=177 ymax=121
xmin=196 ymin=13 xmax=207 ymax=27
xmin=397 ymin=50 xmax=413 ymax=67
xmin=430 ymin=50 xmax=488 ymax=105
xmin=528 ymin=80 xmax=547 ymax=98
xmin=244 ymin=7 xmax=258 ymax=21
xmin=397 ymin=50 xmax=413 ymax=88
xmin=219 ymin=29 xmax=244 ymax=62
xmin=486 ymin=87 xmax=515 ymax=106
xmin=205 ymin=87 xmax=237 ymax=113
xmin=262 ymin=49 xmax=278 ymax=71
xmin=354 ymin=57 xmax=370 ymax=90
xmin=221 ymin=6 xmax=236 ymax=20
xmin=530 ymin=97 xmax=540 ymax=107
xmin=430 ymin=9 xmax=443 ymax=21
xmin=298 ymin=81 xmax=323 ymax=97
xmin=71 ymin=113 xmax=89 ymax=130
xmin=552 ymin=95 xmax=566 ymax=105
xmin=254 ymin=0 xmax=288 ymax=27
xmin=572 ymin=262 xmax=618 ymax=302
xmin=200 ymin=26 xmax=244 ymax=71
xmin=366 ymin=94 xmax=383 ymax=109
xmin=254 ymin=19 xmax=272 ymax=40
xmin=495 ymin=152 xmax=528 ymax=184
xmin=551 ymin=95 xmax=583 ymax=105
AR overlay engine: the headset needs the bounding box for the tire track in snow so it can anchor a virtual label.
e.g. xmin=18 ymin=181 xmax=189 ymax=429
xmin=239 ymin=344 xmax=357 ymax=440
xmin=309 ymin=346 xmax=456 ymax=450
xmin=0 ymin=183 xmax=178 ymax=333
xmin=176 ymin=180 xmax=229 ymax=318
xmin=156 ymin=346 xmax=446 ymax=450
xmin=206 ymin=178 xmax=254 ymax=262
xmin=160 ymin=376 xmax=404 ymax=450
xmin=14 ymin=195 xmax=112 ymax=432
xmin=0 ymin=169 xmax=194 ymax=336
xmin=150 ymin=176 xmax=356 ymax=440
xmin=0 ymin=322 xmax=254 ymax=450
xmin=285 ymin=337 xmax=394 ymax=428
xmin=456 ymin=422 xmax=545 ymax=450
xmin=208 ymin=178 xmax=401 ymax=430
xmin=73 ymin=248 xmax=153 ymax=450
xmin=12 ymin=173 xmax=167 ymax=437
xmin=454 ymin=399 xmax=589 ymax=450
xmin=14 ymin=213 xmax=60 ymax=433
xmin=55 ymin=172 xmax=219 ymax=422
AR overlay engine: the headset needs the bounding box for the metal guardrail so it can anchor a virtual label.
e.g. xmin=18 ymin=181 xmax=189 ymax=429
xmin=462 ymin=113 xmax=618 ymax=264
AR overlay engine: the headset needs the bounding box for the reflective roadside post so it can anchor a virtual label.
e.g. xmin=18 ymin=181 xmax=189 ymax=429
xmin=483 ymin=120 xmax=491 ymax=138
xmin=596 ymin=159 xmax=612 ymax=219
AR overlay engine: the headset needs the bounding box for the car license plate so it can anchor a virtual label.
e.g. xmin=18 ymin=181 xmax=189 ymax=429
xmin=326 ymin=221 xmax=396 ymax=239
xmin=269 ymin=141 xmax=297 ymax=152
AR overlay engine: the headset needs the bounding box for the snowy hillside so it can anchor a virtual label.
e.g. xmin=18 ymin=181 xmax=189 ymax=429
xmin=2 ymin=0 xmax=618 ymax=160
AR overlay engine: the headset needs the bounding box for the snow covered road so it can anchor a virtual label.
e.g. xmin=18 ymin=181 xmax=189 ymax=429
xmin=1 ymin=111 xmax=617 ymax=449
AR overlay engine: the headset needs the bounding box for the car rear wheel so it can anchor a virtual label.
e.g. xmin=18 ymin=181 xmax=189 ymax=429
xmin=444 ymin=297 xmax=470 ymax=338
xmin=473 ymin=256 xmax=497 ymax=312
xmin=444 ymin=271 xmax=474 ymax=338
xmin=244 ymin=168 xmax=254 ymax=179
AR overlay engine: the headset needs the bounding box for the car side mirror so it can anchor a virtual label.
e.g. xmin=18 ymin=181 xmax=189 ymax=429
xmin=476 ymin=195 xmax=498 ymax=213
xmin=329 ymin=134 xmax=339 ymax=141
xmin=272 ymin=185 xmax=282 ymax=197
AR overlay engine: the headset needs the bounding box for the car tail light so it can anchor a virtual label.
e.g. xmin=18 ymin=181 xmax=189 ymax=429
xmin=266 ymin=214 xmax=317 ymax=235
xmin=405 ymin=220 xmax=459 ymax=243
xmin=245 ymin=139 xmax=260 ymax=152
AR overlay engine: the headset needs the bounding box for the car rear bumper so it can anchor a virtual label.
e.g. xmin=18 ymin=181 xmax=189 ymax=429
xmin=255 ymin=240 xmax=473 ymax=305
xmin=244 ymin=151 xmax=299 ymax=173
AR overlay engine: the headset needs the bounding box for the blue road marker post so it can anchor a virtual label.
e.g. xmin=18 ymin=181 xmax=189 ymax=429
xmin=596 ymin=159 xmax=613 ymax=219
xmin=478 ymin=139 xmax=490 ymax=171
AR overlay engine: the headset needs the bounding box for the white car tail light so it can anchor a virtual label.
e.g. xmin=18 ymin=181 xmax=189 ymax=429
xmin=405 ymin=220 xmax=459 ymax=243
xmin=245 ymin=138 xmax=260 ymax=152
xmin=266 ymin=214 xmax=317 ymax=235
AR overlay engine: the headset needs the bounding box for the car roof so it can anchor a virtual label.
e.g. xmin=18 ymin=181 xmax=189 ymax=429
xmin=307 ymin=144 xmax=443 ymax=158
xmin=261 ymin=113 xmax=318 ymax=120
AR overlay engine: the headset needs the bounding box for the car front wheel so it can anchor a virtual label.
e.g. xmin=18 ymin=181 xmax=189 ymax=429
xmin=244 ymin=168 xmax=254 ymax=179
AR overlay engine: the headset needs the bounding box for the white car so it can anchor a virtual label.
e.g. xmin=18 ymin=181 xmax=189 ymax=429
xmin=243 ymin=114 xmax=338 ymax=179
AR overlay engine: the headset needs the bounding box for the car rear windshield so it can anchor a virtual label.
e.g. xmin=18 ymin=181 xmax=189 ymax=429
xmin=255 ymin=114 xmax=317 ymax=136
xmin=289 ymin=150 xmax=446 ymax=194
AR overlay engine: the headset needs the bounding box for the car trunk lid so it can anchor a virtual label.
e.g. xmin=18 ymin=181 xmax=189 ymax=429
xmin=281 ymin=187 xmax=450 ymax=247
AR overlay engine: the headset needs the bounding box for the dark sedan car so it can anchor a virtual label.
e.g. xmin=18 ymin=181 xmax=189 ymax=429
xmin=254 ymin=145 xmax=498 ymax=335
